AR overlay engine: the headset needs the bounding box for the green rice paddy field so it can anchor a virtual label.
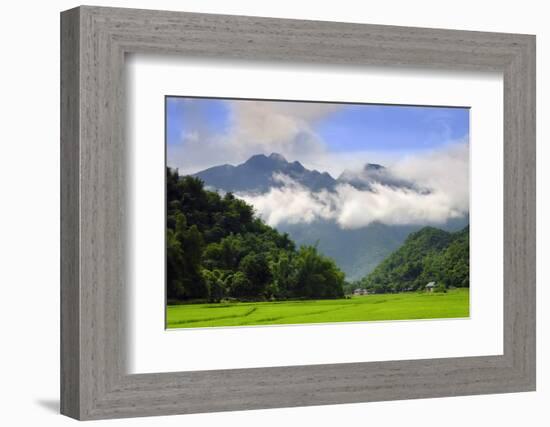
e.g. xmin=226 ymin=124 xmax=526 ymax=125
xmin=166 ymin=288 xmax=469 ymax=329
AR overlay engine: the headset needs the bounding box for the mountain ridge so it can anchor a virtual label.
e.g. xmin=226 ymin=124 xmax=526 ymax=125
xmin=193 ymin=152 xmax=337 ymax=193
xmin=188 ymin=153 xmax=468 ymax=280
xmin=193 ymin=152 xmax=421 ymax=194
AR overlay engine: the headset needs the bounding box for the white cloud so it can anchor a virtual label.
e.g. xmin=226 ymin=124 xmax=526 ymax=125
xmin=391 ymin=141 xmax=470 ymax=217
xmin=168 ymin=100 xmax=469 ymax=228
xmin=238 ymin=143 xmax=469 ymax=229
xmin=168 ymin=100 xmax=340 ymax=175
xmin=239 ymin=173 xmax=337 ymax=225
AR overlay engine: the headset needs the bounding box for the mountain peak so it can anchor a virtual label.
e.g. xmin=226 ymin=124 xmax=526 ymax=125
xmin=244 ymin=153 xmax=289 ymax=168
xmin=243 ymin=154 xmax=271 ymax=169
xmin=194 ymin=152 xmax=336 ymax=193
xmin=364 ymin=163 xmax=384 ymax=172
xmin=269 ymin=152 xmax=287 ymax=162
xmin=291 ymin=160 xmax=305 ymax=172
xmin=246 ymin=153 xmax=268 ymax=161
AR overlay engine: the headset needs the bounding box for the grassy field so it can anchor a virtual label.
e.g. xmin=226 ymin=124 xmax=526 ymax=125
xmin=166 ymin=288 xmax=469 ymax=329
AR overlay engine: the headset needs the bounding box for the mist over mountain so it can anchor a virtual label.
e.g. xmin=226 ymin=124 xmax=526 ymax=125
xmin=191 ymin=152 xmax=469 ymax=280
xmin=194 ymin=152 xmax=427 ymax=195
xmin=337 ymin=163 xmax=426 ymax=193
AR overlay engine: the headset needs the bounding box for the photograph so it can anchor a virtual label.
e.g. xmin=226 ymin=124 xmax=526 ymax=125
xmin=165 ymin=96 xmax=470 ymax=329
xmin=51 ymin=3 xmax=537 ymax=421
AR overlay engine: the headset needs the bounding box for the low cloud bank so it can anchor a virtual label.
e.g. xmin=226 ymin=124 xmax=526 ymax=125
xmin=238 ymin=143 xmax=469 ymax=229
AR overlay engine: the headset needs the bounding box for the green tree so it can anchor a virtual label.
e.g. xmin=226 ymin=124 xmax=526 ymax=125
xmin=238 ymin=253 xmax=272 ymax=299
xmin=166 ymin=167 xmax=347 ymax=302
xmin=228 ymin=272 xmax=253 ymax=299
xmin=166 ymin=228 xmax=185 ymax=300
xmin=269 ymin=252 xmax=295 ymax=298
xmin=203 ymin=269 xmax=226 ymax=302
xmin=293 ymin=246 xmax=344 ymax=298
xmin=360 ymin=226 xmax=469 ymax=294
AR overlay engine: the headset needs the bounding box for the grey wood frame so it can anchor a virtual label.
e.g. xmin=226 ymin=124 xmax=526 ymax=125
xmin=60 ymin=5 xmax=536 ymax=421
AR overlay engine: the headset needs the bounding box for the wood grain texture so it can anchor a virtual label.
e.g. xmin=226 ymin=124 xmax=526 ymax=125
xmin=60 ymin=7 xmax=80 ymax=419
xmin=60 ymin=5 xmax=536 ymax=420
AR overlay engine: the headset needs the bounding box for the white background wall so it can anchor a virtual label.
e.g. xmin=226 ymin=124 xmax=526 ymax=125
xmin=0 ymin=0 xmax=547 ymax=425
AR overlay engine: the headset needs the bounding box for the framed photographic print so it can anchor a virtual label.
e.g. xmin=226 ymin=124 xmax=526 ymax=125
xmin=61 ymin=6 xmax=536 ymax=420
xmin=164 ymin=97 xmax=471 ymax=329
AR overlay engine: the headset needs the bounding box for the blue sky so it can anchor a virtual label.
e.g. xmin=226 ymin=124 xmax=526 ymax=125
xmin=166 ymin=97 xmax=230 ymax=149
xmin=316 ymin=104 xmax=468 ymax=153
xmin=166 ymin=96 xmax=469 ymax=176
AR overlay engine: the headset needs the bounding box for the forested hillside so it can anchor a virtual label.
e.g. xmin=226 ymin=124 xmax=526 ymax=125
xmin=193 ymin=153 xmax=469 ymax=281
xmin=357 ymin=226 xmax=469 ymax=293
xmin=279 ymin=219 xmax=467 ymax=281
xmin=166 ymin=168 xmax=345 ymax=302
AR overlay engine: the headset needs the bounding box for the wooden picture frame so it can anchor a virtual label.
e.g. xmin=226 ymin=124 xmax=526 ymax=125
xmin=60 ymin=5 xmax=536 ymax=420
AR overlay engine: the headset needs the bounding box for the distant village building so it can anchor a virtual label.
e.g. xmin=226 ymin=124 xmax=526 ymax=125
xmin=353 ymin=288 xmax=369 ymax=296
xmin=425 ymin=282 xmax=436 ymax=292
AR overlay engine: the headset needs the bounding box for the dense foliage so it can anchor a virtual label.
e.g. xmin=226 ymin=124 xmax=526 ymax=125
xmin=355 ymin=226 xmax=469 ymax=293
xmin=166 ymin=168 xmax=345 ymax=302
